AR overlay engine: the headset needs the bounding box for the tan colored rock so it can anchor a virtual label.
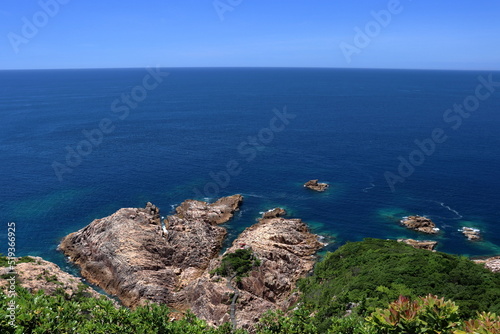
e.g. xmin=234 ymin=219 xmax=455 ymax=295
xmin=59 ymin=199 xmax=322 ymax=331
xmin=0 ymin=256 xmax=104 ymax=299
xmin=460 ymin=227 xmax=481 ymax=241
xmin=473 ymin=256 xmax=500 ymax=273
xmin=400 ymin=216 xmax=440 ymax=234
xmin=183 ymin=208 xmax=323 ymax=330
xmin=59 ymin=195 xmax=243 ymax=308
xmin=398 ymin=239 xmax=438 ymax=251
xmin=304 ymin=179 xmax=329 ymax=192
xmin=262 ymin=208 xmax=286 ymax=219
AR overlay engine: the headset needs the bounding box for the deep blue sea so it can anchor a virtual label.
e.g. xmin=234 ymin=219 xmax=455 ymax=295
xmin=1 ymin=68 xmax=500 ymax=272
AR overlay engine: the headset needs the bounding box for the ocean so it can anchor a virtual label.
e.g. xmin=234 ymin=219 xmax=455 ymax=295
xmin=1 ymin=68 xmax=500 ymax=272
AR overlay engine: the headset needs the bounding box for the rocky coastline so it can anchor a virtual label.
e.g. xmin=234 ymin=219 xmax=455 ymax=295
xmin=473 ymin=256 xmax=500 ymax=273
xmin=58 ymin=195 xmax=323 ymax=331
xmin=0 ymin=256 xmax=105 ymax=300
xmin=5 ymin=195 xmax=498 ymax=331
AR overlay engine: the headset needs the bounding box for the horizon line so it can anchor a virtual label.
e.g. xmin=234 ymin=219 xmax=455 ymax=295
xmin=1 ymin=66 xmax=499 ymax=72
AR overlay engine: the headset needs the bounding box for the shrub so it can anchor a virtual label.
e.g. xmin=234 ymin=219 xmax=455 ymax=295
xmin=365 ymin=294 xmax=461 ymax=333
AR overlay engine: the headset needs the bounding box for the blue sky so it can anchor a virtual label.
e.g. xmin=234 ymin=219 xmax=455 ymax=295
xmin=1 ymin=0 xmax=499 ymax=70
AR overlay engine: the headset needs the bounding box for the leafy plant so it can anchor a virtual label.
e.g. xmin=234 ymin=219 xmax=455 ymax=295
xmin=454 ymin=312 xmax=500 ymax=334
xmin=365 ymin=294 xmax=461 ymax=333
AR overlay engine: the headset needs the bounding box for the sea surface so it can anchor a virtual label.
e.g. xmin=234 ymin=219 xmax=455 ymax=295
xmin=1 ymin=68 xmax=500 ymax=273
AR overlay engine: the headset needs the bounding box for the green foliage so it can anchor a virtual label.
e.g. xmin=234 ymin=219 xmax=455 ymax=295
xmin=2 ymin=241 xmax=499 ymax=333
xmin=298 ymin=239 xmax=500 ymax=330
xmin=365 ymin=294 xmax=461 ymax=333
xmin=1 ymin=285 xmax=498 ymax=333
xmin=454 ymin=312 xmax=500 ymax=334
xmin=0 ymin=255 xmax=36 ymax=267
xmin=255 ymin=308 xmax=318 ymax=334
xmin=213 ymin=248 xmax=261 ymax=279
xmin=327 ymin=314 xmax=374 ymax=334
xmin=0 ymin=286 xmax=235 ymax=333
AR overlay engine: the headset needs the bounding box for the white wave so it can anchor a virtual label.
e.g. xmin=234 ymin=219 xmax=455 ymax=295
xmin=362 ymin=182 xmax=376 ymax=193
xmin=438 ymin=202 xmax=463 ymax=219
xmin=240 ymin=193 xmax=266 ymax=199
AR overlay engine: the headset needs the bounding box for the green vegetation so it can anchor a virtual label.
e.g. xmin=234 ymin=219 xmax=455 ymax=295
xmin=0 ymin=286 xmax=240 ymax=334
xmin=212 ymin=248 xmax=261 ymax=281
xmin=298 ymin=239 xmax=500 ymax=331
xmin=1 ymin=240 xmax=499 ymax=333
xmin=257 ymin=295 xmax=500 ymax=334
xmin=2 ymin=288 xmax=498 ymax=334
xmin=0 ymin=255 xmax=35 ymax=267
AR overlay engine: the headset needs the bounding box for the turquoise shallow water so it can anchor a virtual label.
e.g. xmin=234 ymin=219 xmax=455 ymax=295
xmin=1 ymin=68 xmax=500 ymax=272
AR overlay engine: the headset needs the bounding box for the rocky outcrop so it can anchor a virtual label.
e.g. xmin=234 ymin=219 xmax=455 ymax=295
xmin=58 ymin=195 xmax=243 ymax=308
xmin=473 ymin=256 xmax=500 ymax=273
xmin=0 ymin=256 xmax=103 ymax=299
xmin=398 ymin=239 xmax=438 ymax=251
xmin=460 ymin=227 xmax=481 ymax=241
xmin=304 ymin=179 xmax=329 ymax=192
xmin=400 ymin=216 xmax=440 ymax=234
xmin=59 ymin=198 xmax=322 ymax=331
xmin=183 ymin=209 xmax=323 ymax=330
xmin=262 ymin=207 xmax=286 ymax=219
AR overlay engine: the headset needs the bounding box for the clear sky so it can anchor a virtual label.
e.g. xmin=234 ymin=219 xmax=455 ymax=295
xmin=1 ymin=0 xmax=499 ymax=70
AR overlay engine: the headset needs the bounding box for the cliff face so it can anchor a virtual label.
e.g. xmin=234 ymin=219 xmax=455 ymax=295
xmin=182 ymin=209 xmax=324 ymax=330
xmin=59 ymin=197 xmax=323 ymax=331
xmin=58 ymin=195 xmax=243 ymax=308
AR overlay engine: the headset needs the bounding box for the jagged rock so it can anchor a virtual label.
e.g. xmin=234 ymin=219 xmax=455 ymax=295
xmin=400 ymin=216 xmax=440 ymax=234
xmin=175 ymin=195 xmax=243 ymax=225
xmin=304 ymin=179 xmax=329 ymax=192
xmin=58 ymin=195 xmax=243 ymax=308
xmin=262 ymin=208 xmax=286 ymax=219
xmin=398 ymin=239 xmax=438 ymax=251
xmin=59 ymin=198 xmax=322 ymax=331
xmin=473 ymin=256 xmax=500 ymax=273
xmin=460 ymin=227 xmax=481 ymax=241
xmin=183 ymin=210 xmax=323 ymax=330
xmin=0 ymin=256 xmax=104 ymax=299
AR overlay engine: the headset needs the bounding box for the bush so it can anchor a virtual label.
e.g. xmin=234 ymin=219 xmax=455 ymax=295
xmin=213 ymin=248 xmax=261 ymax=279
xmin=298 ymin=238 xmax=500 ymax=330
xmin=365 ymin=294 xmax=461 ymax=334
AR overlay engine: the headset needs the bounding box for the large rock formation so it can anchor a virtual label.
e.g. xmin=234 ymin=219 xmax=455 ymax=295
xmin=58 ymin=195 xmax=243 ymax=308
xmin=397 ymin=239 xmax=438 ymax=251
xmin=0 ymin=256 xmax=103 ymax=299
xmin=182 ymin=208 xmax=324 ymax=330
xmin=59 ymin=200 xmax=323 ymax=331
xmin=400 ymin=216 xmax=440 ymax=234
xmin=304 ymin=179 xmax=329 ymax=192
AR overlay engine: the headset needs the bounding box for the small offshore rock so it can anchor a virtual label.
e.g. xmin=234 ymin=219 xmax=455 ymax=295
xmin=460 ymin=227 xmax=481 ymax=241
xmin=304 ymin=179 xmax=329 ymax=192
xmin=262 ymin=208 xmax=286 ymax=219
xmin=400 ymin=216 xmax=440 ymax=234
